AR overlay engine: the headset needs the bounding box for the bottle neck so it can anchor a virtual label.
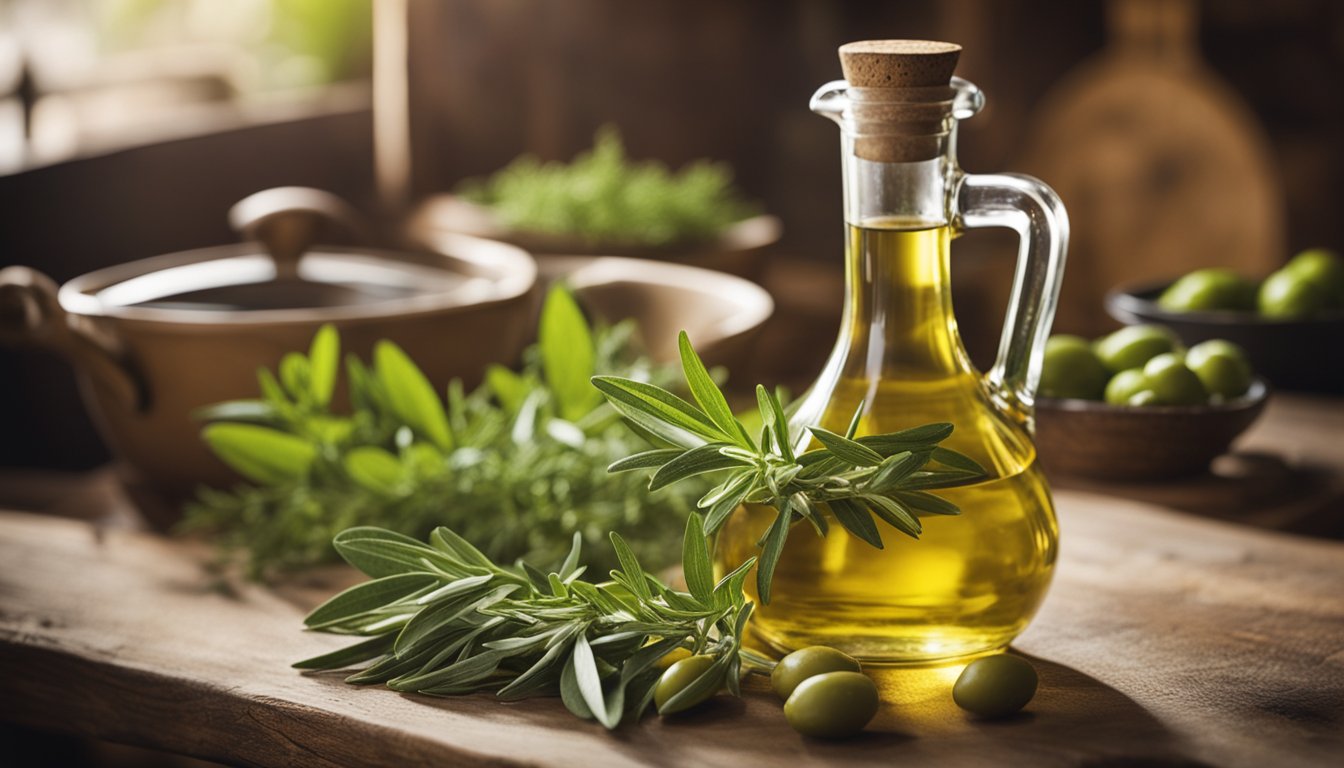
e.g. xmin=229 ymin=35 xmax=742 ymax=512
xmin=830 ymin=139 xmax=971 ymax=380
xmin=834 ymin=218 xmax=971 ymax=380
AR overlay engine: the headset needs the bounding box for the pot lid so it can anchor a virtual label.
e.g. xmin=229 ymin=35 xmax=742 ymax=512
xmin=58 ymin=188 xmax=536 ymax=325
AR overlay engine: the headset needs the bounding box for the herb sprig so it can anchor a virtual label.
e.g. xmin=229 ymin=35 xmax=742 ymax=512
xmin=296 ymin=513 xmax=757 ymax=729
xmin=595 ymin=332 xmax=987 ymax=603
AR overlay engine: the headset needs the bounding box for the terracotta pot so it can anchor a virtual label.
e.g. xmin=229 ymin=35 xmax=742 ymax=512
xmin=0 ymin=188 xmax=537 ymax=527
xmin=408 ymin=194 xmax=781 ymax=281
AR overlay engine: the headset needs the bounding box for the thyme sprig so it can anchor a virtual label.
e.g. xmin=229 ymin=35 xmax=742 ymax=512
xmin=297 ymin=513 xmax=757 ymax=729
xmin=595 ymin=332 xmax=987 ymax=603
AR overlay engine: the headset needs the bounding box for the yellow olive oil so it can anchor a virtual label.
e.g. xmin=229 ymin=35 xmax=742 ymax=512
xmin=714 ymin=221 xmax=1059 ymax=664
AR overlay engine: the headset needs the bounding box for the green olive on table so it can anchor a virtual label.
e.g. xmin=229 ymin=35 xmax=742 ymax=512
xmin=1142 ymin=353 xmax=1207 ymax=405
xmin=771 ymin=646 xmax=862 ymax=699
xmin=783 ymin=671 xmax=880 ymax=739
xmin=952 ymin=654 xmax=1038 ymax=718
xmin=1040 ymin=335 xmax=1110 ymax=401
xmin=1094 ymin=324 xmax=1179 ymax=374
xmin=1158 ymin=268 xmax=1257 ymax=312
xmin=1185 ymin=340 xmax=1252 ymax=398
xmin=654 ymin=654 xmax=721 ymax=715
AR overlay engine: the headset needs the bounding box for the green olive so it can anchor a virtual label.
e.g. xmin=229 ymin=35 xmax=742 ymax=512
xmin=1040 ymin=335 xmax=1110 ymax=401
xmin=783 ymin=671 xmax=880 ymax=739
xmin=1142 ymin=353 xmax=1207 ymax=405
xmin=1259 ymin=267 xmax=1329 ymax=318
xmin=771 ymin=646 xmax=862 ymax=699
xmin=1158 ymin=268 xmax=1257 ymax=312
xmin=1127 ymin=389 xmax=1160 ymax=407
xmin=654 ymin=654 xmax=720 ymax=715
xmin=1185 ymin=340 xmax=1252 ymax=398
xmin=952 ymin=654 xmax=1038 ymax=718
xmin=1094 ymin=324 xmax=1179 ymax=373
xmin=1104 ymin=368 xmax=1149 ymax=405
xmin=1286 ymin=248 xmax=1344 ymax=307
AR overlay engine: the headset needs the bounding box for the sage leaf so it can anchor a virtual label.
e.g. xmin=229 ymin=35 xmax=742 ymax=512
xmin=203 ymin=423 xmax=317 ymax=486
xmin=541 ymin=285 xmax=601 ymax=421
xmin=308 ymin=323 xmax=339 ymax=406
xmin=375 ymin=341 xmax=453 ymax=451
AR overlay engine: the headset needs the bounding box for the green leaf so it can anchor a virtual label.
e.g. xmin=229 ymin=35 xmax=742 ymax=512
xmin=344 ymin=446 xmax=405 ymax=497
xmin=541 ymin=286 xmax=601 ymax=421
xmin=893 ymin=490 xmax=962 ymax=515
xmin=930 ymin=446 xmax=988 ymax=477
xmin=485 ymin=365 xmax=529 ymax=413
xmin=827 ymin=498 xmax=883 ymax=549
xmin=678 ymin=332 xmax=751 ymax=448
xmin=202 ymin=423 xmax=317 ymax=486
xmin=862 ymin=495 xmax=923 ymax=539
xmin=375 ymin=341 xmax=453 ymax=451
xmin=865 ymin=450 xmax=926 ymax=492
xmin=808 ymin=427 xmax=885 ymax=467
xmin=701 ymin=470 xmax=755 ymax=530
xmin=308 ymin=324 xmax=340 ymax=407
xmin=570 ymin=633 xmax=616 ymax=728
xmin=649 ymin=443 xmax=743 ymax=491
xmin=332 ymin=527 xmax=444 ymax=577
xmin=844 ymin=401 xmax=864 ymax=440
xmin=591 ymin=376 xmax=725 ymax=443
xmin=681 ymin=514 xmax=714 ymax=604
xmin=756 ymin=385 xmax=794 ymax=462
xmin=293 ymin=634 xmax=396 ymax=671
xmin=756 ymin=507 xmax=793 ymax=605
xmin=857 ymin=423 xmax=955 ymax=454
xmin=607 ymin=448 xmax=683 ymax=473
xmin=305 ymin=573 xmax=440 ymax=629
xmin=608 ymin=533 xmax=651 ymax=600
xmin=280 ymin=353 xmax=309 ymax=400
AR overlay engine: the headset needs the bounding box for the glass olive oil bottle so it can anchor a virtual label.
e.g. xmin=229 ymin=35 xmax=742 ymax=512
xmin=714 ymin=42 xmax=1069 ymax=664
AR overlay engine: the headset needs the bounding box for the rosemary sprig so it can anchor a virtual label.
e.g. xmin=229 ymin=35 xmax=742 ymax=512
xmin=594 ymin=332 xmax=987 ymax=603
xmin=297 ymin=513 xmax=757 ymax=730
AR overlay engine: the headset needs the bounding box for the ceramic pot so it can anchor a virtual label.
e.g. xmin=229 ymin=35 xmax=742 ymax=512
xmin=0 ymin=188 xmax=537 ymax=527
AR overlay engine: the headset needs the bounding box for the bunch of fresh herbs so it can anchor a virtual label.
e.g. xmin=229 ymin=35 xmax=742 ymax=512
xmin=457 ymin=126 xmax=758 ymax=247
xmin=298 ymin=333 xmax=986 ymax=729
xmin=183 ymin=287 xmax=702 ymax=578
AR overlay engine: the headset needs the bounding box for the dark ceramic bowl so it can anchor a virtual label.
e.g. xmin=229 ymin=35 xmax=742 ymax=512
xmin=1035 ymin=380 xmax=1270 ymax=481
xmin=1107 ymin=281 xmax=1344 ymax=394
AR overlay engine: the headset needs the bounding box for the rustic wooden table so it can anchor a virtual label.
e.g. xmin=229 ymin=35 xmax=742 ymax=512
xmin=2 ymin=395 xmax=1342 ymax=767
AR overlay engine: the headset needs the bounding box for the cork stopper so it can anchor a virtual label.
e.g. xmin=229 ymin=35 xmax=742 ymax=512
xmin=839 ymin=40 xmax=961 ymax=88
xmin=837 ymin=40 xmax=962 ymax=162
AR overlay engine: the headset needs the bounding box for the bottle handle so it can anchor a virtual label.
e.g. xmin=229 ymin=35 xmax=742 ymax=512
xmin=956 ymin=173 xmax=1069 ymax=421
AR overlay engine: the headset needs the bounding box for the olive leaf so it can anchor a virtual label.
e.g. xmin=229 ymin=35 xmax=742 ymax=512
xmin=297 ymin=514 xmax=756 ymax=730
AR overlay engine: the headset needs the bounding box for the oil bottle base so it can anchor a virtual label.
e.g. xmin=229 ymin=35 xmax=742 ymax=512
xmin=746 ymin=622 xmax=1023 ymax=667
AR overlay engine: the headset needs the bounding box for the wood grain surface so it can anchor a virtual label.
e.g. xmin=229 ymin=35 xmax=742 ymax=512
xmin=2 ymin=488 xmax=1342 ymax=767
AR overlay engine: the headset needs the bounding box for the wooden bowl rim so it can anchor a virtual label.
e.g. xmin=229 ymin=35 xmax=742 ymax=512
xmin=1106 ymin=280 xmax=1344 ymax=328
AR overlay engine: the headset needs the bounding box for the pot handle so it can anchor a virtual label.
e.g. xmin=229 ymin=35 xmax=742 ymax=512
xmin=228 ymin=187 xmax=366 ymax=280
xmin=0 ymin=266 xmax=147 ymax=411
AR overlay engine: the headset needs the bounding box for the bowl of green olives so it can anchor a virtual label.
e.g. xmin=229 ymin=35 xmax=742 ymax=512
xmin=1106 ymin=248 xmax=1344 ymax=393
xmin=1035 ymin=326 xmax=1269 ymax=480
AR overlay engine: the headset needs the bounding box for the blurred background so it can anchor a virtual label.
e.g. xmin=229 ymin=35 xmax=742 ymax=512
xmin=2 ymin=0 xmax=1343 ymax=471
